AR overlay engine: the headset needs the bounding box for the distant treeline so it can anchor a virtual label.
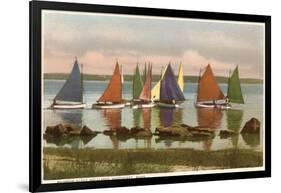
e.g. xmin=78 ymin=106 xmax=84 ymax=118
xmin=44 ymin=73 xmax=263 ymax=84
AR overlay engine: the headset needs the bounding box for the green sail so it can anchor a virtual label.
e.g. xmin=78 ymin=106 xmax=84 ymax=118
xmin=227 ymin=66 xmax=244 ymax=104
xmin=133 ymin=64 xmax=143 ymax=99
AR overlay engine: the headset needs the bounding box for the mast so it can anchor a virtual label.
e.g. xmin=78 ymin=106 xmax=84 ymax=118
xmin=81 ymin=62 xmax=84 ymax=103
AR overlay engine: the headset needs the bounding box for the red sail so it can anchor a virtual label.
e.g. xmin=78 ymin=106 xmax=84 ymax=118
xmin=98 ymin=62 xmax=122 ymax=103
xmin=139 ymin=64 xmax=152 ymax=101
xmin=197 ymin=64 xmax=225 ymax=102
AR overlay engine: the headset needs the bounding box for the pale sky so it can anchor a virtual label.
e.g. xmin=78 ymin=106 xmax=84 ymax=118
xmin=43 ymin=10 xmax=265 ymax=78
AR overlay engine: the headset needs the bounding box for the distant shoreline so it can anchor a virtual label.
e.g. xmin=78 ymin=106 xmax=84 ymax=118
xmin=44 ymin=73 xmax=263 ymax=84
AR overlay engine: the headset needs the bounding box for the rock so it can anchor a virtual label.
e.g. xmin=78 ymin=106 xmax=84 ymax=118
xmin=80 ymin=125 xmax=95 ymax=136
xmin=189 ymin=127 xmax=214 ymax=133
xmin=130 ymin=126 xmax=145 ymax=134
xmin=45 ymin=124 xmax=67 ymax=137
xmin=241 ymin=118 xmax=260 ymax=134
xmin=64 ymin=124 xmax=78 ymax=132
xmin=116 ymin=126 xmax=130 ymax=135
xmin=219 ymin=130 xmax=237 ymax=138
xmin=103 ymin=130 xmax=115 ymax=136
xmin=180 ymin=123 xmax=193 ymax=129
xmin=155 ymin=126 xmax=191 ymax=137
xmin=241 ymin=133 xmax=260 ymax=147
xmin=130 ymin=126 xmax=152 ymax=138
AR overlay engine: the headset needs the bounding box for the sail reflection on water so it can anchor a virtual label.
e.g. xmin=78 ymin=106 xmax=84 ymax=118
xmin=102 ymin=109 xmax=122 ymax=130
xmin=197 ymin=108 xmax=223 ymax=129
xmin=197 ymin=108 xmax=223 ymax=150
xmin=157 ymin=107 xmax=183 ymax=128
xmin=45 ymin=109 xmax=88 ymax=149
xmin=226 ymin=109 xmax=243 ymax=148
xmin=100 ymin=109 xmax=122 ymax=149
xmin=133 ymin=109 xmax=141 ymax=127
xmin=157 ymin=108 xmax=183 ymax=148
xmin=142 ymin=108 xmax=151 ymax=130
xmin=54 ymin=109 xmax=83 ymax=127
xmin=159 ymin=108 xmax=174 ymax=127
xmin=133 ymin=108 xmax=152 ymax=149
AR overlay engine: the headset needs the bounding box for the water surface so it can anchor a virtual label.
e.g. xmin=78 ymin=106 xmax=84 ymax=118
xmin=43 ymin=80 xmax=263 ymax=151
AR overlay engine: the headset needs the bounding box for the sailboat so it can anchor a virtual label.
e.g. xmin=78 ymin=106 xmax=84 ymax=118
xmin=195 ymin=64 xmax=228 ymax=109
xmin=227 ymin=66 xmax=244 ymax=105
xmin=92 ymin=61 xmax=125 ymax=109
xmin=132 ymin=64 xmax=155 ymax=109
xmin=157 ymin=64 xmax=185 ymax=108
xmin=52 ymin=57 xmax=86 ymax=109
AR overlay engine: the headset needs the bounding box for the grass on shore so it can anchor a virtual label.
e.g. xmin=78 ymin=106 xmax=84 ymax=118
xmin=43 ymin=148 xmax=263 ymax=180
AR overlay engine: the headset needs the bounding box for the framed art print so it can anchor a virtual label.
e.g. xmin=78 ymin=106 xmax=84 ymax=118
xmin=30 ymin=1 xmax=271 ymax=192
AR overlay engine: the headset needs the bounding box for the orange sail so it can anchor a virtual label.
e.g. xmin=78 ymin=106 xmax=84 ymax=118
xmin=98 ymin=62 xmax=122 ymax=103
xmin=197 ymin=64 xmax=225 ymax=102
xmin=139 ymin=64 xmax=152 ymax=101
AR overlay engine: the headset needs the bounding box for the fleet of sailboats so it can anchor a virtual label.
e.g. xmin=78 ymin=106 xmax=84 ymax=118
xmin=51 ymin=58 xmax=245 ymax=110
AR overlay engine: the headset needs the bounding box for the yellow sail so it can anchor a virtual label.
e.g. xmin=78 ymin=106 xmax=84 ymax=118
xmin=151 ymin=65 xmax=167 ymax=101
xmin=177 ymin=63 xmax=184 ymax=92
xmin=151 ymin=80 xmax=161 ymax=101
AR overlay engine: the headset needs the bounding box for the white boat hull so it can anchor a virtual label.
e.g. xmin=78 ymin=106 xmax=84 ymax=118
xmin=157 ymin=102 xmax=180 ymax=108
xmin=125 ymin=101 xmax=133 ymax=106
xmin=92 ymin=103 xmax=125 ymax=109
xmin=132 ymin=103 xmax=156 ymax=109
xmin=52 ymin=103 xmax=86 ymax=109
xmin=195 ymin=102 xmax=231 ymax=109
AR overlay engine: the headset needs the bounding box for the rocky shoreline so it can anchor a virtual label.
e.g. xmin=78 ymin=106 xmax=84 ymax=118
xmin=44 ymin=117 xmax=261 ymax=143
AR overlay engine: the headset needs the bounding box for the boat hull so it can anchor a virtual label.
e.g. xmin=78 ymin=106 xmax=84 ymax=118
xmin=92 ymin=103 xmax=125 ymax=109
xmin=195 ymin=102 xmax=231 ymax=109
xmin=132 ymin=103 xmax=156 ymax=109
xmin=52 ymin=103 xmax=86 ymax=109
xmin=157 ymin=102 xmax=180 ymax=108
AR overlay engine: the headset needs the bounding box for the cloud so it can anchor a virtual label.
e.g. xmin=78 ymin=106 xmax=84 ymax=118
xmin=43 ymin=10 xmax=264 ymax=78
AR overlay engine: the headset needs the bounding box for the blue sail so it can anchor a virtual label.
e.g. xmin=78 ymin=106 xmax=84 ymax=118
xmin=160 ymin=64 xmax=185 ymax=102
xmin=54 ymin=59 xmax=83 ymax=103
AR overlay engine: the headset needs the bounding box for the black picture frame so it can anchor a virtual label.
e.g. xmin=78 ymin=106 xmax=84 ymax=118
xmin=29 ymin=0 xmax=271 ymax=192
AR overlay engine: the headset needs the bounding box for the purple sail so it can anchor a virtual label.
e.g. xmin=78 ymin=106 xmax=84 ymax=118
xmin=160 ymin=64 xmax=185 ymax=102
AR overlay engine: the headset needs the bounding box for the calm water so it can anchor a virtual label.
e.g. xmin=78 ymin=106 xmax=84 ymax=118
xmin=43 ymin=80 xmax=263 ymax=151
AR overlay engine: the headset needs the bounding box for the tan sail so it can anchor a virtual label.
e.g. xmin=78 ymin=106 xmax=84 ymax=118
xmin=139 ymin=64 xmax=152 ymax=101
xmin=151 ymin=65 xmax=167 ymax=101
xmin=177 ymin=63 xmax=184 ymax=92
xmin=197 ymin=64 xmax=225 ymax=102
xmin=98 ymin=62 xmax=122 ymax=103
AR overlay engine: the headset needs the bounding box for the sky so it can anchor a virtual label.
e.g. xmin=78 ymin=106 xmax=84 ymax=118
xmin=42 ymin=10 xmax=265 ymax=79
